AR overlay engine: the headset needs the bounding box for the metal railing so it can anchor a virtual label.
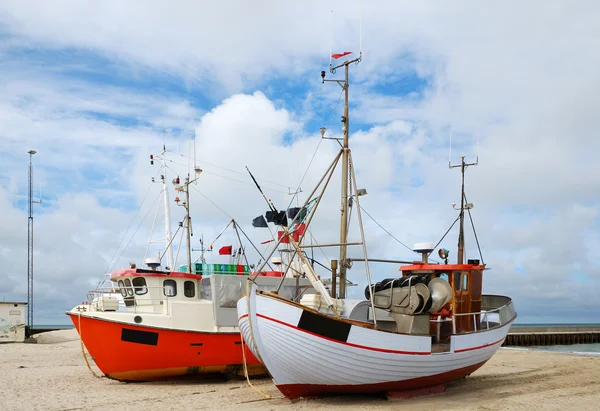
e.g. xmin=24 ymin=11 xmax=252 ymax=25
xmin=431 ymin=295 xmax=516 ymax=337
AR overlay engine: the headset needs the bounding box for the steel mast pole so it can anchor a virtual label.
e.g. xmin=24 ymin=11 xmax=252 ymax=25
xmin=160 ymin=148 xmax=175 ymax=270
xmin=185 ymin=175 xmax=192 ymax=274
xmin=27 ymin=150 xmax=37 ymax=336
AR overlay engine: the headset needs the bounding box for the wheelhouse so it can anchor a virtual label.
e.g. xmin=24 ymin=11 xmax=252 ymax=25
xmin=400 ymin=259 xmax=484 ymax=336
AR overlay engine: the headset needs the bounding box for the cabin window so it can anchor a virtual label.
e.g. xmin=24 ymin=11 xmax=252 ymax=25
xmin=184 ymin=281 xmax=195 ymax=298
xmin=462 ymin=273 xmax=469 ymax=291
xmin=453 ymin=272 xmax=461 ymax=291
xmin=132 ymin=277 xmax=147 ymax=295
xmin=118 ymin=280 xmax=127 ymax=297
xmin=163 ymin=280 xmax=177 ymax=297
xmin=124 ymin=279 xmax=134 ymax=296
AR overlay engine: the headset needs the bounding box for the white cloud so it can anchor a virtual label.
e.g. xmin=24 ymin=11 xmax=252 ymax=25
xmin=1 ymin=1 xmax=600 ymax=324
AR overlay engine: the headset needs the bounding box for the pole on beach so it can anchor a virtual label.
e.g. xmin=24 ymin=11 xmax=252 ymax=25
xmin=27 ymin=149 xmax=41 ymax=337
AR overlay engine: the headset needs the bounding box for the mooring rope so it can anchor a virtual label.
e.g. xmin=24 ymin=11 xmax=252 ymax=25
xmin=241 ymin=281 xmax=271 ymax=399
xmin=77 ymin=312 xmax=102 ymax=379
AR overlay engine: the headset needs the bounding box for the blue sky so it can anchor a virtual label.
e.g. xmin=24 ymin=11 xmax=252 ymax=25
xmin=1 ymin=1 xmax=600 ymax=325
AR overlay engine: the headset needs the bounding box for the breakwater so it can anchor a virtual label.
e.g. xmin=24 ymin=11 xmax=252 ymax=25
xmin=504 ymin=325 xmax=600 ymax=346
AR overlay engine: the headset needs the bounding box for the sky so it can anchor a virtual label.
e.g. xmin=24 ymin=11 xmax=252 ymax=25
xmin=1 ymin=0 xmax=599 ymax=325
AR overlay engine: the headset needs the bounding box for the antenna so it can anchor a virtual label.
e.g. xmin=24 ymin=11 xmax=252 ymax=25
xmin=476 ymin=129 xmax=480 ymax=165
xmin=27 ymin=150 xmax=41 ymax=337
xmin=359 ymin=0 xmax=363 ymax=57
xmin=448 ymin=131 xmax=452 ymax=168
xmin=329 ymin=10 xmax=333 ymax=69
xmin=449 ymin=132 xmax=479 ymax=265
xmin=193 ymin=130 xmax=197 ymax=170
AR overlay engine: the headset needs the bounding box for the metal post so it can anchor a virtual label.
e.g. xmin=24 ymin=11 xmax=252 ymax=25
xmin=331 ymin=259 xmax=338 ymax=298
xmin=27 ymin=150 xmax=37 ymax=336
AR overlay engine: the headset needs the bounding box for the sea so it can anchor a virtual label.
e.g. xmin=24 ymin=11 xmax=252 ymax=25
xmin=509 ymin=323 xmax=600 ymax=356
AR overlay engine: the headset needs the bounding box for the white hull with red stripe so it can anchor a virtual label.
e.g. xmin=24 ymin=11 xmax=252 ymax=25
xmin=237 ymin=287 xmax=515 ymax=398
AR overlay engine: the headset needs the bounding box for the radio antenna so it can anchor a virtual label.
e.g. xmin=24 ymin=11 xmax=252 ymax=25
xmin=329 ymin=10 xmax=333 ymax=69
xmin=359 ymin=0 xmax=363 ymax=57
xmin=448 ymin=131 xmax=452 ymax=168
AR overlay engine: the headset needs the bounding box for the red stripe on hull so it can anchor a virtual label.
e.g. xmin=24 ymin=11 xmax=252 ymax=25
xmin=454 ymin=338 xmax=505 ymax=353
xmin=256 ymin=313 xmax=430 ymax=355
xmin=277 ymin=360 xmax=488 ymax=399
xmin=68 ymin=313 xmax=266 ymax=381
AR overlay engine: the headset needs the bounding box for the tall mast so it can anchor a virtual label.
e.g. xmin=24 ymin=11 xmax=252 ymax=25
xmin=27 ymin=151 xmax=33 ymax=332
xmin=450 ymin=155 xmax=477 ymax=264
xmin=27 ymin=150 xmax=37 ymax=335
xmin=185 ymin=174 xmax=192 ymax=273
xmin=174 ymin=152 xmax=202 ymax=274
xmin=323 ymin=52 xmax=361 ymax=298
xmin=338 ymin=62 xmax=350 ymax=298
xmin=161 ymin=147 xmax=175 ymax=270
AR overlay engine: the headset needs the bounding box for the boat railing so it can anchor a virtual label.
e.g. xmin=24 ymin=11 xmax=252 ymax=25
xmin=430 ymin=295 xmax=516 ymax=337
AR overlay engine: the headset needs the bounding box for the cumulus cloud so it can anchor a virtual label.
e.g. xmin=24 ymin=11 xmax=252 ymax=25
xmin=0 ymin=1 xmax=599 ymax=324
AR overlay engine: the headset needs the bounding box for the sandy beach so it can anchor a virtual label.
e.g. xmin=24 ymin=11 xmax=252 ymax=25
xmin=1 ymin=330 xmax=599 ymax=411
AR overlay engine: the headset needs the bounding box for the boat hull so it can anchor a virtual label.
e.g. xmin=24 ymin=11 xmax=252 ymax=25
xmin=68 ymin=312 xmax=266 ymax=381
xmin=237 ymin=289 xmax=514 ymax=399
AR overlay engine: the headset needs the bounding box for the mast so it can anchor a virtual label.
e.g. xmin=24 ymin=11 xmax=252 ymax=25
xmin=450 ymin=155 xmax=477 ymax=264
xmin=323 ymin=53 xmax=362 ymax=298
xmin=338 ymin=62 xmax=350 ymax=298
xmin=174 ymin=159 xmax=202 ymax=274
xmin=160 ymin=147 xmax=175 ymax=270
xmin=185 ymin=174 xmax=192 ymax=274
xmin=27 ymin=149 xmax=39 ymax=336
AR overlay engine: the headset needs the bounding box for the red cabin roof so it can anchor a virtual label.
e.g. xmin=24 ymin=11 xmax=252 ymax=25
xmin=400 ymin=263 xmax=485 ymax=272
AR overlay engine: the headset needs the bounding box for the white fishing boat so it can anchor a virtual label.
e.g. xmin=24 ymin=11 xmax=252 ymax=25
xmin=237 ymin=51 xmax=516 ymax=399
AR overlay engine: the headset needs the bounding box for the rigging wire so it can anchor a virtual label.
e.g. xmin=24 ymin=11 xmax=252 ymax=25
xmin=165 ymin=159 xmax=289 ymax=195
xmin=358 ymin=205 xmax=413 ymax=252
xmin=99 ymin=179 xmax=156 ymax=283
xmin=286 ymin=87 xmax=345 ymax=210
xmin=165 ymin=150 xmax=291 ymax=191
xmin=107 ymin=189 xmax=164 ymax=274
xmin=433 ymin=214 xmax=461 ymax=252
xmin=464 ymin=193 xmax=484 ymax=264
xmin=190 ymin=185 xmax=234 ymax=220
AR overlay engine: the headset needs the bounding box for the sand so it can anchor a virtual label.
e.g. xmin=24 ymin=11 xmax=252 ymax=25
xmin=1 ymin=331 xmax=599 ymax=411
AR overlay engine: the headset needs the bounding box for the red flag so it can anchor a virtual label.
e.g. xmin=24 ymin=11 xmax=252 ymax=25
xmin=331 ymin=51 xmax=352 ymax=59
xmin=292 ymin=223 xmax=306 ymax=242
xmin=277 ymin=231 xmax=290 ymax=244
xmin=218 ymin=245 xmax=232 ymax=255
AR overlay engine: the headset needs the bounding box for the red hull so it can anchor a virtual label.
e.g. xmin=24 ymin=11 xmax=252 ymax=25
xmin=277 ymin=360 xmax=487 ymax=399
xmin=68 ymin=313 xmax=266 ymax=381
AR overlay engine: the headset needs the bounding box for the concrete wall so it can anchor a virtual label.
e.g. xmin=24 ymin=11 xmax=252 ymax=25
xmin=0 ymin=302 xmax=26 ymax=343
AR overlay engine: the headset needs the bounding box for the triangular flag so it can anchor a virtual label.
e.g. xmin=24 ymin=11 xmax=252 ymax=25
xmin=332 ymin=51 xmax=352 ymax=59
xmin=252 ymin=215 xmax=268 ymax=228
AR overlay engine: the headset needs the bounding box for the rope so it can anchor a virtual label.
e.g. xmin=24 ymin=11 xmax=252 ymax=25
xmin=241 ymin=281 xmax=272 ymax=399
xmin=77 ymin=313 xmax=102 ymax=379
